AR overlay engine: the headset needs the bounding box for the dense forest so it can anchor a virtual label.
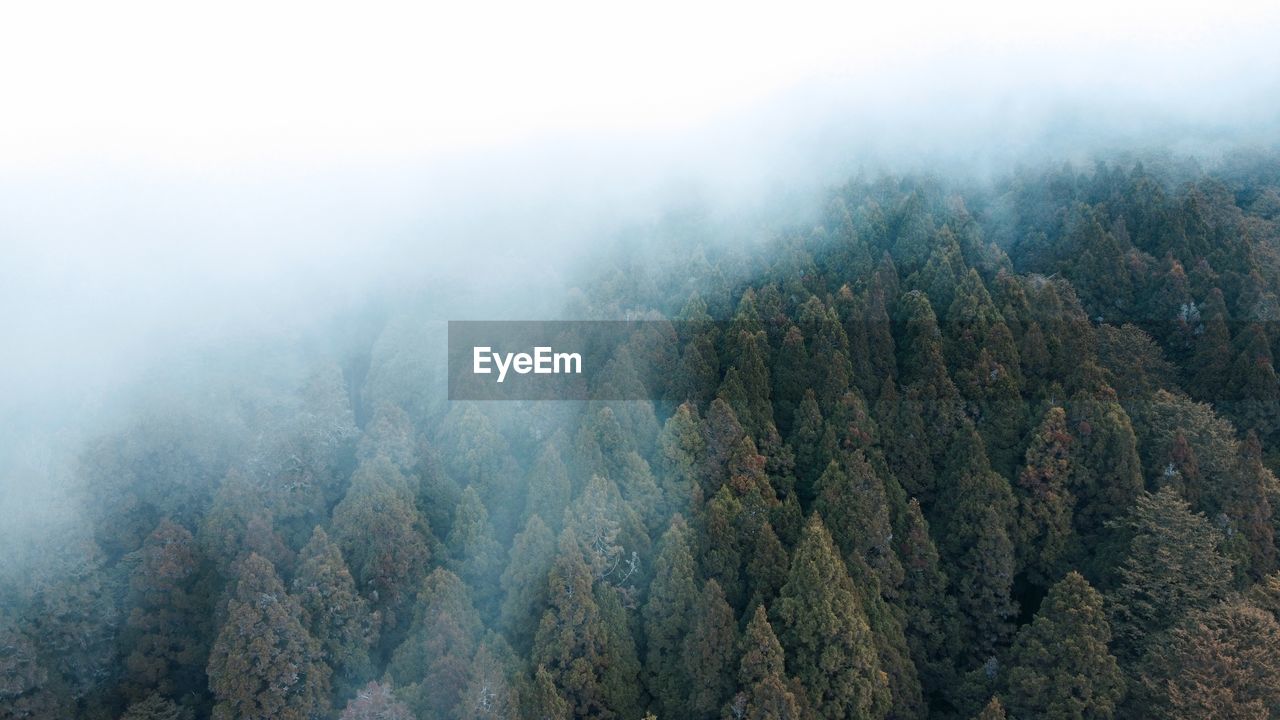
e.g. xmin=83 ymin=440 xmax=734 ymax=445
xmin=7 ymin=149 xmax=1280 ymax=720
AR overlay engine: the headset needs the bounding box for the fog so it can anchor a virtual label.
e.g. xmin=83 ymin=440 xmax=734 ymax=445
xmin=3 ymin=1 xmax=1280 ymax=555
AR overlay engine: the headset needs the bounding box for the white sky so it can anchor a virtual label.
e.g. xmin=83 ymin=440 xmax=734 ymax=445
xmin=2 ymin=0 xmax=1278 ymax=170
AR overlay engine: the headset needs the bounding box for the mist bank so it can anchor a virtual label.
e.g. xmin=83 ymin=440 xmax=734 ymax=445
xmin=3 ymin=45 xmax=1280 ymax=552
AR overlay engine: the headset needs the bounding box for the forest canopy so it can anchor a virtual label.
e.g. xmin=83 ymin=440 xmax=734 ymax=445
xmin=5 ymin=149 xmax=1280 ymax=719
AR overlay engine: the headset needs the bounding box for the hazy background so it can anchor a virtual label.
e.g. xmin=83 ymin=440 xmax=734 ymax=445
xmin=3 ymin=0 xmax=1280 ymax=540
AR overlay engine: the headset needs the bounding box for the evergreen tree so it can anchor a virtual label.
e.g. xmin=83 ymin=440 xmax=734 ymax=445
xmin=1003 ymin=572 xmax=1124 ymax=719
xmin=684 ymin=580 xmax=739 ymax=719
xmin=526 ymin=666 xmax=571 ymax=720
xmin=122 ymin=519 xmax=213 ymax=704
xmin=532 ymin=530 xmax=613 ymax=718
xmin=896 ymin=498 xmax=959 ymax=705
xmin=120 ymin=693 xmax=193 ymax=720
xmin=458 ymin=637 xmax=520 ymax=720
xmin=643 ymin=516 xmax=698 ymax=717
xmin=1109 ymin=487 xmax=1232 ymax=660
xmin=500 ymin=514 xmax=557 ymax=653
xmin=972 ymin=697 xmax=1007 ymax=720
xmin=776 ymin=514 xmax=889 ymax=720
xmin=331 ymin=456 xmax=431 ymax=635
xmin=725 ymin=605 xmax=803 ymax=720
xmin=207 ymin=553 xmax=330 ymax=720
xmin=936 ymin=424 xmax=1018 ymax=663
xmin=447 ymin=486 xmax=504 ymax=617
xmin=291 ymin=526 xmax=377 ymax=697
xmin=524 ymin=443 xmax=572 ymax=533
xmin=386 ymin=568 xmax=481 ymax=720
xmin=657 ymin=402 xmax=706 ymax=512
xmin=338 ymin=681 xmax=414 ymax=720
xmin=814 ymin=455 xmax=903 ymax=594
xmin=1138 ymin=600 xmax=1280 ymax=719
xmin=1014 ymin=406 xmax=1076 ymax=587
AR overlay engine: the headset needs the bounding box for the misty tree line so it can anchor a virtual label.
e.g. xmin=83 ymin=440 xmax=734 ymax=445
xmin=5 ymin=150 xmax=1280 ymax=719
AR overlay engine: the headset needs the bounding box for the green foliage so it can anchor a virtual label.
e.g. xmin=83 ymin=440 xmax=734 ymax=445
xmin=1003 ymin=572 xmax=1124 ymax=719
xmin=207 ymin=554 xmax=330 ymax=720
xmin=776 ymin=515 xmax=889 ymax=720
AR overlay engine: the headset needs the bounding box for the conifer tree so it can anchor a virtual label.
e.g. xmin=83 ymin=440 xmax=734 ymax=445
xmin=447 ymin=486 xmax=504 ymax=617
xmin=1109 ymin=487 xmax=1232 ymax=660
xmin=814 ymin=455 xmax=903 ymax=594
xmin=972 ymin=697 xmax=1006 ymax=720
xmin=525 ymin=443 xmax=572 ymax=533
xmin=526 ymin=666 xmax=571 ymax=720
xmin=725 ymin=605 xmax=803 ymax=720
xmin=120 ymin=693 xmax=193 ymax=720
xmin=331 ymin=455 xmax=431 ymax=635
xmin=500 ymin=514 xmax=557 ymax=653
xmin=684 ymin=580 xmax=739 ymax=719
xmin=291 ymin=526 xmax=377 ymax=697
xmin=876 ymin=381 xmax=932 ymax=501
xmin=387 ymin=568 xmax=481 ymax=720
xmin=773 ymin=325 xmax=810 ymax=435
xmin=897 ymin=498 xmax=959 ymax=704
xmin=776 ymin=514 xmax=889 ymax=720
xmin=936 ymin=424 xmax=1017 ymax=662
xmin=122 ymin=518 xmax=213 ymax=703
xmin=657 ymin=402 xmax=706 ymax=511
xmin=338 ymin=681 xmax=414 ymax=720
xmin=1003 ymin=572 xmax=1124 ymax=719
xmin=898 ymin=289 xmax=962 ymax=429
xmin=643 ymin=516 xmax=698 ymax=717
xmin=458 ymin=637 xmax=520 ymax=720
xmin=1065 ymin=384 xmax=1143 ymax=572
xmin=1015 ymin=406 xmax=1076 ymax=587
xmin=207 ymin=553 xmax=330 ymax=720
xmin=1138 ymin=600 xmax=1280 ymax=719
xmin=596 ymin=584 xmax=643 ymax=719
xmin=532 ymin=530 xmax=613 ymax=718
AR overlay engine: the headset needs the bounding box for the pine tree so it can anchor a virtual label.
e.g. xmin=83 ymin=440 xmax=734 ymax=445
xmin=122 ymin=518 xmax=213 ymax=704
xmin=644 ymin=515 xmax=698 ymax=717
xmin=684 ymin=580 xmax=739 ymax=719
xmin=447 ymin=486 xmax=504 ymax=617
xmin=1109 ymin=487 xmax=1232 ymax=660
xmin=458 ymin=637 xmax=520 ymax=720
xmin=1138 ymin=599 xmax=1280 ymax=719
xmin=936 ymin=423 xmax=1018 ymax=663
xmin=725 ymin=605 xmax=803 ymax=720
xmin=1015 ymin=406 xmax=1076 ymax=587
xmin=525 ymin=443 xmax=572 ymax=533
xmin=291 ymin=526 xmax=377 ymax=697
xmin=814 ymin=455 xmax=903 ymax=594
xmin=897 ymin=498 xmax=959 ymax=705
xmin=207 ymin=553 xmax=330 ymax=720
xmin=120 ymin=693 xmax=193 ymax=720
xmin=338 ymin=681 xmax=414 ymax=720
xmin=776 ymin=514 xmax=889 ymax=720
xmin=331 ymin=456 xmax=431 ymax=635
xmin=1003 ymin=572 xmax=1124 ymax=719
xmin=526 ymin=666 xmax=571 ymax=720
xmin=532 ymin=530 xmax=612 ymax=718
xmin=500 ymin=514 xmax=557 ymax=653
xmin=387 ymin=568 xmax=481 ymax=720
